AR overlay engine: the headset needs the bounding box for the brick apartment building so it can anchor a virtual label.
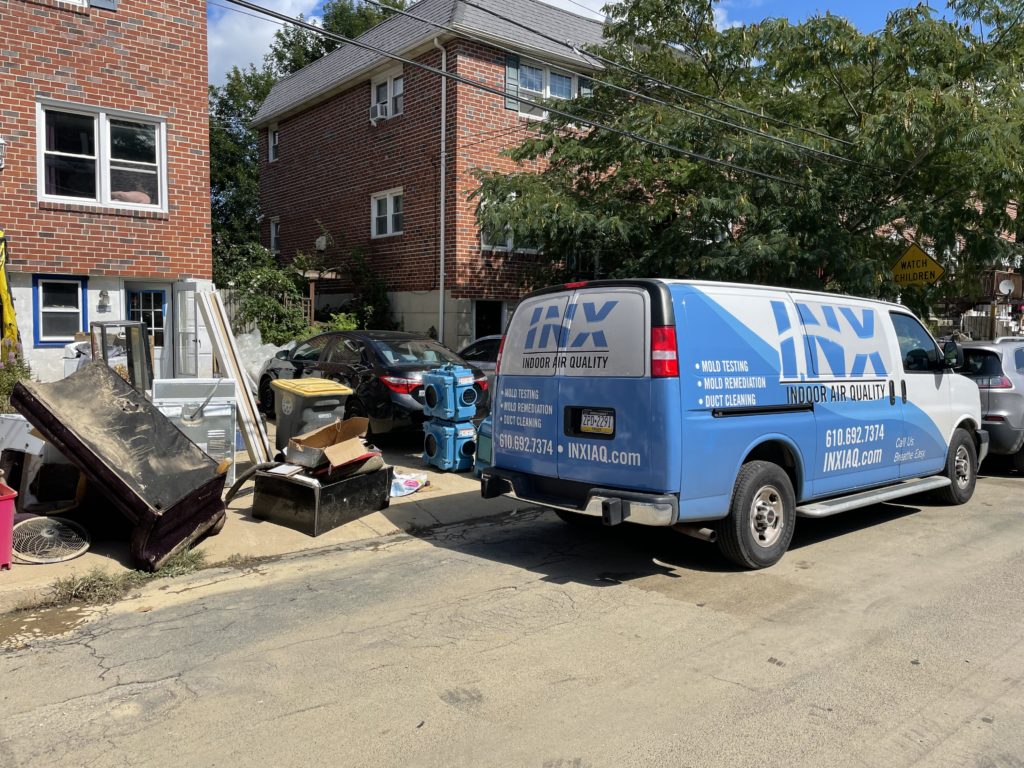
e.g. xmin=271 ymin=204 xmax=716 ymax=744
xmin=0 ymin=0 xmax=213 ymax=381
xmin=253 ymin=0 xmax=603 ymax=349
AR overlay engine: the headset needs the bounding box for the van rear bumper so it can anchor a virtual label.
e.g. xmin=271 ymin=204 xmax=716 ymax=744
xmin=480 ymin=468 xmax=678 ymax=526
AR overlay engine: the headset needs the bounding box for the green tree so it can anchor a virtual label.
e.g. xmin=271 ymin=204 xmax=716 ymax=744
xmin=267 ymin=0 xmax=409 ymax=76
xmin=477 ymin=0 xmax=1024 ymax=310
xmin=209 ymin=64 xmax=277 ymax=264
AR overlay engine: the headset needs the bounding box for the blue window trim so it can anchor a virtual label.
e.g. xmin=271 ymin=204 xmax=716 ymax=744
xmin=32 ymin=274 xmax=89 ymax=349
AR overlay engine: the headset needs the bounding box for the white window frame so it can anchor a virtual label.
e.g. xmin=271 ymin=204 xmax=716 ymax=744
xmin=480 ymin=228 xmax=540 ymax=254
xmin=370 ymin=67 xmax=404 ymax=121
xmin=35 ymin=277 xmax=86 ymax=345
xmin=479 ymin=196 xmax=539 ymax=254
xmin=269 ymin=126 xmax=279 ymax=162
xmin=370 ymin=188 xmax=404 ymax=239
xmin=36 ymin=101 xmax=168 ymax=213
xmin=518 ymin=60 xmax=576 ymax=120
xmin=270 ymin=217 xmax=280 ymax=254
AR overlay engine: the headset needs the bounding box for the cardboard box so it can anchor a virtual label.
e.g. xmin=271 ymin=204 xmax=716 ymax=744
xmin=285 ymin=417 xmax=375 ymax=469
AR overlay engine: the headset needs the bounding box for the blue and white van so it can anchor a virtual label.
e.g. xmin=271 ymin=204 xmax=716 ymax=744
xmin=480 ymin=280 xmax=989 ymax=568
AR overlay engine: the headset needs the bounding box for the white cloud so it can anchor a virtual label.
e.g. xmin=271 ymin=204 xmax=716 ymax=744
xmin=208 ymin=1 xmax=321 ymax=84
xmin=713 ymin=5 xmax=742 ymax=30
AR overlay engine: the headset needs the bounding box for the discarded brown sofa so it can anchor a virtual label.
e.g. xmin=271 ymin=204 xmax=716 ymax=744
xmin=11 ymin=362 xmax=227 ymax=571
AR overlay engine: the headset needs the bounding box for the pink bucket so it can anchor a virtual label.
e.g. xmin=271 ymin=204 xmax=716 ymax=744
xmin=0 ymin=482 xmax=18 ymax=571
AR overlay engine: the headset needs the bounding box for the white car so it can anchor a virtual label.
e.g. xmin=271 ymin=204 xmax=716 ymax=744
xmin=458 ymin=335 xmax=502 ymax=391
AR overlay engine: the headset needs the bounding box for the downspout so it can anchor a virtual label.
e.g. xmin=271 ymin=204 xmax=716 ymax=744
xmin=434 ymin=37 xmax=447 ymax=345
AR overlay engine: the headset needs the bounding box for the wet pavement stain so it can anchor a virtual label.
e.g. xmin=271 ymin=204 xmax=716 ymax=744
xmin=0 ymin=605 xmax=94 ymax=649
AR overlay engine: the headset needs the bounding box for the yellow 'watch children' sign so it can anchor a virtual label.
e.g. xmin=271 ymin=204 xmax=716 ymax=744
xmin=892 ymin=243 xmax=944 ymax=286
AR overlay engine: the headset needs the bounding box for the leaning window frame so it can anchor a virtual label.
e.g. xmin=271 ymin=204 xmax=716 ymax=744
xmin=36 ymin=101 xmax=168 ymax=213
xmin=32 ymin=274 xmax=89 ymax=348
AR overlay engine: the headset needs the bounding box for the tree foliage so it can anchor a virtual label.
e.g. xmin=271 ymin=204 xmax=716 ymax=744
xmin=209 ymin=64 xmax=276 ymax=263
xmin=477 ymin=0 xmax=1024 ymax=309
xmin=211 ymin=0 xmax=409 ymax=307
xmin=267 ymin=0 xmax=409 ymax=77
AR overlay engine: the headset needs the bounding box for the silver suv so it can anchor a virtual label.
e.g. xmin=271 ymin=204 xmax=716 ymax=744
xmin=961 ymin=338 xmax=1024 ymax=469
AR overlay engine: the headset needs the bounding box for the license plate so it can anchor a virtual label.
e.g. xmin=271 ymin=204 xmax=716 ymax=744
xmin=580 ymin=410 xmax=614 ymax=435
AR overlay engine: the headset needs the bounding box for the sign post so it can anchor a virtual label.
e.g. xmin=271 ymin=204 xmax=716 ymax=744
xmin=892 ymin=243 xmax=945 ymax=287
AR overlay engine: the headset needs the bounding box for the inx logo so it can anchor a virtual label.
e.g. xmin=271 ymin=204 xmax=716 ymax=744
xmin=523 ymin=300 xmax=618 ymax=350
xmin=770 ymin=300 xmax=887 ymax=379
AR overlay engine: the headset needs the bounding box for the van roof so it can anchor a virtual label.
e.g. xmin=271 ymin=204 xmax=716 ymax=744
xmin=525 ymin=278 xmax=908 ymax=312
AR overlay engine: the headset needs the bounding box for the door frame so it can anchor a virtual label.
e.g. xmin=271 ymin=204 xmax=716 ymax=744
xmin=123 ymin=280 xmax=173 ymax=379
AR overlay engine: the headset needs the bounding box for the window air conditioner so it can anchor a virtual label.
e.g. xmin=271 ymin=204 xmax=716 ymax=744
xmin=370 ymin=103 xmax=389 ymax=123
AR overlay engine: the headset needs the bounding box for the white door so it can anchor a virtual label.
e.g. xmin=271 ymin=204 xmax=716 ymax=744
xmin=173 ymin=281 xmax=198 ymax=377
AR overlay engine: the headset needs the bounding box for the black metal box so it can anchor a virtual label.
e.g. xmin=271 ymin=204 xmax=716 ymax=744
xmin=252 ymin=466 xmax=392 ymax=536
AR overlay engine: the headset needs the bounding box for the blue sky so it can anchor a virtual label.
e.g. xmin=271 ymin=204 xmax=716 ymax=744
xmin=207 ymin=0 xmax=913 ymax=84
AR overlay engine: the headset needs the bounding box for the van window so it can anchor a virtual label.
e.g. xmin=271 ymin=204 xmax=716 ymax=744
xmin=963 ymin=349 xmax=1002 ymax=377
xmin=890 ymin=313 xmax=939 ymax=372
xmin=499 ymin=289 xmax=648 ymax=377
xmin=1014 ymin=347 xmax=1024 ymax=372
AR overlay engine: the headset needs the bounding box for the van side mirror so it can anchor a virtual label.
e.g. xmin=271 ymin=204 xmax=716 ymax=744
xmin=275 ymin=349 xmax=291 ymax=360
xmin=942 ymin=340 xmax=963 ymax=370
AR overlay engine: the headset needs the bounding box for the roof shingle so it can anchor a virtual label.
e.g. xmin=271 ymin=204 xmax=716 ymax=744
xmin=252 ymin=0 xmax=604 ymax=126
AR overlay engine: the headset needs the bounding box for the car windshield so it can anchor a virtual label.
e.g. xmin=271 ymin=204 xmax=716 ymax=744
xmin=962 ymin=349 xmax=1002 ymax=377
xmin=375 ymin=338 xmax=462 ymax=366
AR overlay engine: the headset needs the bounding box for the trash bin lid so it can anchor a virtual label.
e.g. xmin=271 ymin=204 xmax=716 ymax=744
xmin=270 ymin=378 xmax=353 ymax=396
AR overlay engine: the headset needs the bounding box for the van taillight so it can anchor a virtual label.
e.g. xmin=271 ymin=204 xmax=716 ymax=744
xmin=977 ymin=375 xmax=1012 ymax=389
xmin=651 ymin=326 xmax=679 ymax=378
xmin=495 ymin=335 xmax=507 ymax=377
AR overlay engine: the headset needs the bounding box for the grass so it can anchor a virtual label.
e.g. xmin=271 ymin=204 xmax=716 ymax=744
xmin=42 ymin=548 xmax=208 ymax=608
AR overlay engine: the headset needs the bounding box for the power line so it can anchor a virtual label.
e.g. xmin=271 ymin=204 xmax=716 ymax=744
xmin=220 ymin=0 xmax=806 ymax=187
xmin=363 ymin=0 xmax=865 ymax=170
xmin=459 ymin=0 xmax=857 ymax=149
xmin=547 ymin=0 xmax=607 ymax=22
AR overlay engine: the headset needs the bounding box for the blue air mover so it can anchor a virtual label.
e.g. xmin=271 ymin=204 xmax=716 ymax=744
xmin=422 ymin=364 xmax=478 ymax=421
xmin=474 ymin=415 xmax=493 ymax=478
xmin=423 ymin=420 xmax=477 ymax=472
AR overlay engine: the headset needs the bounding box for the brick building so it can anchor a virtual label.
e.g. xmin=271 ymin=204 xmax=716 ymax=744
xmin=253 ymin=0 xmax=602 ymax=349
xmin=0 ymin=0 xmax=213 ymax=381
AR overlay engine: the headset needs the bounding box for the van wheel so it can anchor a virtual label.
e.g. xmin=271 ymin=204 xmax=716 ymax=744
xmin=718 ymin=461 xmax=795 ymax=569
xmin=935 ymin=428 xmax=977 ymax=505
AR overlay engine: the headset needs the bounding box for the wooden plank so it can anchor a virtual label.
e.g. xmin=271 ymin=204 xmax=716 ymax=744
xmin=197 ymin=291 xmax=272 ymax=464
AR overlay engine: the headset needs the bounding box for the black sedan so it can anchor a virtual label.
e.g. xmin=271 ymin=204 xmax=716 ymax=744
xmin=257 ymin=332 xmax=335 ymax=413
xmin=260 ymin=331 xmax=489 ymax=435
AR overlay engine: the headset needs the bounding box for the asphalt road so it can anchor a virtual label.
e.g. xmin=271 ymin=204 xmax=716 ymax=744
xmin=2 ymin=463 xmax=1023 ymax=768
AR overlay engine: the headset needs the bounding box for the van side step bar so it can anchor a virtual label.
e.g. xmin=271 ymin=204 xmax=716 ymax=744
xmin=796 ymin=476 xmax=951 ymax=518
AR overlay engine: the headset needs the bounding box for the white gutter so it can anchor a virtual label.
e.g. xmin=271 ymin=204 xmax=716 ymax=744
xmin=434 ymin=37 xmax=447 ymax=345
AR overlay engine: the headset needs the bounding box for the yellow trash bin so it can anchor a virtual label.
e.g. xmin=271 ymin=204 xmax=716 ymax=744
xmin=270 ymin=378 xmax=354 ymax=451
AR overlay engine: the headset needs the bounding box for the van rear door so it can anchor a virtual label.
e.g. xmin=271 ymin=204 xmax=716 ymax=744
xmin=495 ymin=282 xmax=678 ymax=493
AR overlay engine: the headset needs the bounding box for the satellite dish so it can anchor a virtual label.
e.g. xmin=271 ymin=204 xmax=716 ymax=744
xmin=999 ymin=278 xmax=1015 ymax=296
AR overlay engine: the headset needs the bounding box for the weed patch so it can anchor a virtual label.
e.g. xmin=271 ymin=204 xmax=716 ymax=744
xmin=41 ymin=549 xmax=208 ymax=609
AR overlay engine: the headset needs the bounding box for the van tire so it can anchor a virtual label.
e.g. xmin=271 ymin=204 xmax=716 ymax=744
xmin=935 ymin=428 xmax=977 ymax=505
xmin=718 ymin=461 xmax=796 ymax=569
